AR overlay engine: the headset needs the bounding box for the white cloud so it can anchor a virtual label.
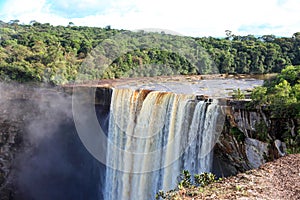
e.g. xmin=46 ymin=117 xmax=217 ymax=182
xmin=0 ymin=0 xmax=299 ymax=37
xmin=0 ymin=0 xmax=64 ymax=24
xmin=1 ymin=0 xmax=47 ymax=20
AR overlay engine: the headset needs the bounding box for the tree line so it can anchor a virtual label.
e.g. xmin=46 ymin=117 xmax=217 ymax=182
xmin=0 ymin=21 xmax=300 ymax=84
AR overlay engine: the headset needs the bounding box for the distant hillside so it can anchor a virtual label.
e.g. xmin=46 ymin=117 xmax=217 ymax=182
xmin=0 ymin=21 xmax=300 ymax=84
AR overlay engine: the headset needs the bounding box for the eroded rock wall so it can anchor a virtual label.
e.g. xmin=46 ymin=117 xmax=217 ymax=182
xmin=213 ymin=100 xmax=285 ymax=177
xmin=0 ymin=84 xmax=37 ymax=199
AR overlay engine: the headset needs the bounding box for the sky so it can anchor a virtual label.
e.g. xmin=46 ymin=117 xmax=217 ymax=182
xmin=0 ymin=0 xmax=299 ymax=37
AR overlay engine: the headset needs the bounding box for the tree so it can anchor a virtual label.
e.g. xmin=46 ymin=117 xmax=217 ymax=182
xmin=225 ymin=30 xmax=234 ymax=40
xmin=261 ymin=35 xmax=276 ymax=42
xmin=251 ymin=86 xmax=268 ymax=106
xmin=278 ymin=65 xmax=300 ymax=86
xmin=233 ymin=88 xmax=245 ymax=100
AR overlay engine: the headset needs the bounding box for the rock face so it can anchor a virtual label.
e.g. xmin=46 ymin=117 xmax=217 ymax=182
xmin=213 ymin=100 xmax=287 ymax=177
xmin=234 ymin=110 xmax=260 ymax=138
xmin=0 ymin=117 xmax=20 ymax=199
xmin=245 ymin=137 xmax=269 ymax=168
xmin=213 ymin=130 xmax=251 ymax=177
xmin=274 ymin=139 xmax=287 ymax=157
xmin=0 ymin=90 xmax=35 ymax=199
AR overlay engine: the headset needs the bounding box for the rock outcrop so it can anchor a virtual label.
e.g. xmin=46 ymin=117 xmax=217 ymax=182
xmin=213 ymin=100 xmax=287 ymax=177
xmin=245 ymin=137 xmax=269 ymax=168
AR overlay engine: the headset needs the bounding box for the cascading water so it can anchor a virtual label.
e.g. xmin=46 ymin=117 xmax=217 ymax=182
xmin=103 ymin=88 xmax=223 ymax=200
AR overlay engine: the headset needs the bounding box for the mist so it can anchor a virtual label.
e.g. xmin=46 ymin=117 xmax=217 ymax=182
xmin=0 ymin=82 xmax=105 ymax=200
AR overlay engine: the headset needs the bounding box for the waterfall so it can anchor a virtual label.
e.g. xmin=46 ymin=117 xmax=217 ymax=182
xmin=103 ymin=88 xmax=223 ymax=200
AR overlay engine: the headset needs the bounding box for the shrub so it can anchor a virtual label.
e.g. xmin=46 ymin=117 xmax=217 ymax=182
xmin=194 ymin=172 xmax=216 ymax=187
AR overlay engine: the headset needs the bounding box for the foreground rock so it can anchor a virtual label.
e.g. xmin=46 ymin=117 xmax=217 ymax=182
xmin=166 ymin=154 xmax=300 ymax=200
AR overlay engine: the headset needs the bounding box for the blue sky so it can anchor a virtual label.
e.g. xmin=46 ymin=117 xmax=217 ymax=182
xmin=0 ymin=0 xmax=299 ymax=37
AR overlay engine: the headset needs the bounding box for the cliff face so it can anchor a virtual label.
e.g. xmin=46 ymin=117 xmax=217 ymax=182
xmin=213 ymin=100 xmax=286 ymax=177
xmin=0 ymin=111 xmax=21 ymax=199
xmin=0 ymin=84 xmax=37 ymax=199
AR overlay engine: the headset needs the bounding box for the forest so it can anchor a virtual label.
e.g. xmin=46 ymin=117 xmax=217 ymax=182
xmin=0 ymin=20 xmax=300 ymax=84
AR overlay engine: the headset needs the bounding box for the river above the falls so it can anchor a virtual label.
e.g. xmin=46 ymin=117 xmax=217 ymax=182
xmin=69 ymin=74 xmax=267 ymax=98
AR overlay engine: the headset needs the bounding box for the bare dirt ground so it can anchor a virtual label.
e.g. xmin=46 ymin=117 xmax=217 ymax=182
xmin=168 ymin=154 xmax=300 ymax=200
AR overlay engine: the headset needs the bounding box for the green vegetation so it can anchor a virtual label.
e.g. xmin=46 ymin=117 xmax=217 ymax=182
xmin=251 ymin=65 xmax=300 ymax=153
xmin=1 ymin=21 xmax=300 ymax=84
xmin=177 ymin=170 xmax=217 ymax=189
xmin=156 ymin=170 xmax=218 ymax=199
xmin=254 ymin=121 xmax=269 ymax=142
xmin=230 ymin=127 xmax=246 ymax=142
xmin=0 ymin=21 xmax=120 ymax=84
xmin=233 ymin=88 xmax=245 ymax=100
xmin=178 ymin=170 xmax=192 ymax=189
xmin=194 ymin=172 xmax=217 ymax=187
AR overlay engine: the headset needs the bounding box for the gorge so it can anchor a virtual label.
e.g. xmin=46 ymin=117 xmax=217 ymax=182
xmin=0 ymin=76 xmax=285 ymax=200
